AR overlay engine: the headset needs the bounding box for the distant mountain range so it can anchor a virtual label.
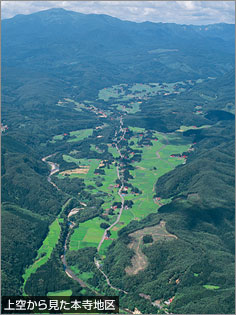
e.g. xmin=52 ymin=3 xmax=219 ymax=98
xmin=2 ymin=9 xmax=235 ymax=313
xmin=2 ymin=8 xmax=235 ymax=100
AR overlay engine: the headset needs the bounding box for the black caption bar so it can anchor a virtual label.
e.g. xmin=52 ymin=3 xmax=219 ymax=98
xmin=1 ymin=296 xmax=119 ymax=314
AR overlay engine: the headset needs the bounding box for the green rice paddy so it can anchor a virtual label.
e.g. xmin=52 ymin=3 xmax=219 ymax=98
xmin=67 ymin=129 xmax=93 ymax=142
xmin=176 ymin=125 xmax=211 ymax=132
xmin=58 ymin=156 xmax=100 ymax=179
xmin=98 ymin=81 xmax=187 ymax=104
xmin=22 ymin=199 xmax=72 ymax=293
xmin=203 ymin=285 xmax=220 ymax=290
xmin=47 ymin=289 xmax=72 ymax=296
xmin=53 ymin=134 xmax=64 ymax=140
xmin=69 ymin=130 xmax=189 ymax=250
xmin=116 ymin=131 xmax=190 ymax=230
xmin=67 ymin=128 xmax=191 ymax=252
xmin=69 ymin=217 xmax=107 ymax=250
xmin=49 ymin=82 xmax=193 ymax=284
xmin=22 ymin=219 xmax=61 ymax=287
xmin=50 ymin=128 xmax=93 ymax=144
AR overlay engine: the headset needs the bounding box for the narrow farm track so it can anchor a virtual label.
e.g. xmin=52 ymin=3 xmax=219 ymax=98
xmin=155 ymin=136 xmax=174 ymax=168
xmin=155 ymin=135 xmax=168 ymax=159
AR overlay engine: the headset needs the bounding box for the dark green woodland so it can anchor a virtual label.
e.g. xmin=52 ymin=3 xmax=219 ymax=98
xmin=1 ymin=8 xmax=235 ymax=314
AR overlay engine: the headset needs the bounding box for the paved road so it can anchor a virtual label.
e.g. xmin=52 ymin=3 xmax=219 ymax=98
xmin=97 ymin=166 xmax=125 ymax=252
xmin=95 ymin=117 xmax=128 ymax=294
xmin=94 ymin=258 xmax=128 ymax=294
xmin=97 ymin=118 xmax=126 ymax=252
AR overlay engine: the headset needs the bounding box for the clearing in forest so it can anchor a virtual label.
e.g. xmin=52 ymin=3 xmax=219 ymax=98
xmin=60 ymin=167 xmax=90 ymax=176
xmin=125 ymin=220 xmax=177 ymax=275
xmin=67 ymin=129 xmax=93 ymax=142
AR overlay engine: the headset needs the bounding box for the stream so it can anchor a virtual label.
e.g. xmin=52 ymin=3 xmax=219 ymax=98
xmin=42 ymin=116 xmax=128 ymax=295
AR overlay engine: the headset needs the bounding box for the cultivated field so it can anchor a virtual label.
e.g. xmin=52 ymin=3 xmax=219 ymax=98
xmin=22 ymin=219 xmax=61 ymax=288
xmin=69 ymin=217 xmax=107 ymax=250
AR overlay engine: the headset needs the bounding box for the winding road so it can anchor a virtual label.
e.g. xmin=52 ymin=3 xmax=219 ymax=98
xmin=95 ymin=116 xmax=128 ymax=294
xmin=96 ymin=117 xmax=126 ymax=253
xmin=97 ymin=116 xmax=127 ymax=252
xmin=42 ymin=116 xmax=129 ymax=295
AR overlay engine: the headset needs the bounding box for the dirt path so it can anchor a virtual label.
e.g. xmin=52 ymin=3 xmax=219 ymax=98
xmin=155 ymin=134 xmax=169 ymax=158
xmin=94 ymin=258 xmax=128 ymax=294
xmin=126 ymin=221 xmax=177 ymax=276
xmin=127 ymin=238 xmax=148 ymax=275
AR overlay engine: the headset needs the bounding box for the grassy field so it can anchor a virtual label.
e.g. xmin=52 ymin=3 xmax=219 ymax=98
xmin=129 ymin=126 xmax=146 ymax=133
xmin=98 ymin=81 xmax=187 ymax=104
xmin=63 ymin=125 xmax=192 ymax=261
xmin=69 ymin=217 xmax=107 ymax=250
xmin=47 ymin=289 xmax=72 ymax=296
xmin=59 ymin=156 xmax=100 ymax=179
xmin=50 ymin=134 xmax=64 ymax=143
xmin=115 ymin=102 xmax=141 ymax=114
xmin=203 ymin=285 xmax=220 ymax=290
xmin=50 ymin=128 xmax=93 ymax=144
xmin=63 ymin=98 xmax=88 ymax=111
xmin=54 ymin=134 xmax=64 ymax=140
xmin=22 ymin=199 xmax=72 ymax=293
xmin=176 ymin=125 xmax=211 ymax=132
xmin=67 ymin=129 xmax=93 ymax=143
xmin=122 ymin=131 xmax=190 ymax=223
xmin=108 ymin=145 xmax=121 ymax=158
xmin=90 ymin=144 xmax=103 ymax=153
xmin=22 ymin=219 xmax=61 ymax=287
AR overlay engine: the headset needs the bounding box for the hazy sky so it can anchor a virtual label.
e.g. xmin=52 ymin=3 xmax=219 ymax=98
xmin=1 ymin=1 xmax=235 ymax=25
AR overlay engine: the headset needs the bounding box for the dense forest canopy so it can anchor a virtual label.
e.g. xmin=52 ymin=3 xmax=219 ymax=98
xmin=1 ymin=8 xmax=235 ymax=314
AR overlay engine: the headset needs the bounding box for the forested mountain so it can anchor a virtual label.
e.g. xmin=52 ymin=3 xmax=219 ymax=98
xmin=1 ymin=8 xmax=235 ymax=314
xmin=2 ymin=8 xmax=234 ymax=102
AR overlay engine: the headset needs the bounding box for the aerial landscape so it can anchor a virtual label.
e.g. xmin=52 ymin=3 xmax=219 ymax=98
xmin=1 ymin=1 xmax=235 ymax=314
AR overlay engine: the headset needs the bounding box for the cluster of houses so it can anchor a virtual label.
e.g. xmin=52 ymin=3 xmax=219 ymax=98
xmin=170 ymin=154 xmax=187 ymax=159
